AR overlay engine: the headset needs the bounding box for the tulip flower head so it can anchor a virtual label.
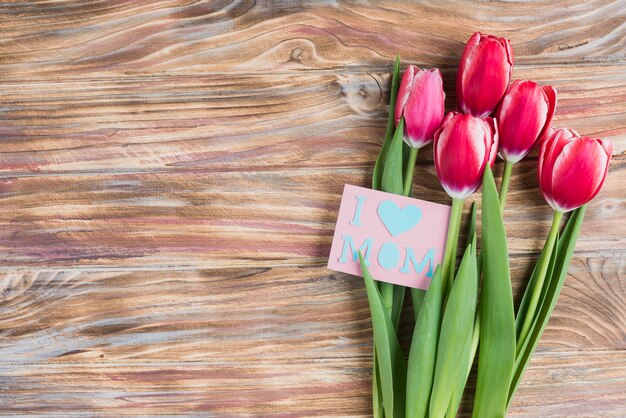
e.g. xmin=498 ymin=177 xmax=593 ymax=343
xmin=538 ymin=128 xmax=612 ymax=213
xmin=434 ymin=112 xmax=499 ymax=199
xmin=497 ymin=80 xmax=557 ymax=163
xmin=457 ymin=32 xmax=513 ymax=118
xmin=395 ymin=65 xmax=446 ymax=148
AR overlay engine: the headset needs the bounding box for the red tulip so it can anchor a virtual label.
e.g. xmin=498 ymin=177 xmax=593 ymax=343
xmin=395 ymin=65 xmax=446 ymax=148
xmin=457 ymin=32 xmax=513 ymax=117
xmin=538 ymin=129 xmax=612 ymax=212
xmin=496 ymin=80 xmax=557 ymax=162
xmin=434 ymin=112 xmax=499 ymax=199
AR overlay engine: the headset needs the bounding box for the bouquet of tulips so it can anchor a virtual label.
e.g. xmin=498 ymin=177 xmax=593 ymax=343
xmin=360 ymin=32 xmax=612 ymax=418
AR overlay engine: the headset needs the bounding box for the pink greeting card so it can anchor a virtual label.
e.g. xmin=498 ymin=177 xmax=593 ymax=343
xmin=327 ymin=184 xmax=451 ymax=290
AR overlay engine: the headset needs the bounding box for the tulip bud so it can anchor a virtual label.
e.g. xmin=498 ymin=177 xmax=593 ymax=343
xmin=538 ymin=128 xmax=612 ymax=212
xmin=395 ymin=65 xmax=446 ymax=148
xmin=434 ymin=112 xmax=499 ymax=199
xmin=496 ymin=80 xmax=557 ymax=163
xmin=457 ymin=32 xmax=513 ymax=117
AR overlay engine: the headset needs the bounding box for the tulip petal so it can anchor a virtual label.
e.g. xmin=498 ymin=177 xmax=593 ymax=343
xmin=591 ymin=139 xmax=613 ymax=199
xmin=458 ymin=36 xmax=511 ymax=117
xmin=550 ymin=137 xmax=610 ymax=212
xmin=395 ymin=65 xmax=416 ymax=125
xmin=497 ymin=81 xmax=549 ymax=162
xmin=502 ymin=35 xmax=514 ymax=69
xmin=404 ymin=69 xmax=445 ymax=147
xmin=456 ymin=33 xmax=480 ymax=115
xmin=486 ymin=117 xmax=499 ymax=167
xmin=539 ymin=129 xmax=577 ymax=207
xmin=435 ymin=114 xmax=491 ymax=199
xmin=538 ymin=85 xmax=557 ymax=142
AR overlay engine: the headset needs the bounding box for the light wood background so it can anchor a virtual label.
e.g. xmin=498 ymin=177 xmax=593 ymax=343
xmin=0 ymin=1 xmax=624 ymax=416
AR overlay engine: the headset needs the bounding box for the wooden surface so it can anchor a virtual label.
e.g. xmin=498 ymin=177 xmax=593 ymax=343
xmin=0 ymin=1 xmax=624 ymax=416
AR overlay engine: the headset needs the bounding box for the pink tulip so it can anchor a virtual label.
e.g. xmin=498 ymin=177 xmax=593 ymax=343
xmin=457 ymin=32 xmax=513 ymax=117
xmin=496 ymin=80 xmax=557 ymax=162
xmin=395 ymin=65 xmax=446 ymax=148
xmin=434 ymin=112 xmax=499 ymax=199
xmin=538 ymin=129 xmax=612 ymax=212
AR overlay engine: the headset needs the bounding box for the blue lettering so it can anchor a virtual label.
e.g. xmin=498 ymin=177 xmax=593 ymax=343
xmin=400 ymin=247 xmax=435 ymax=277
xmin=339 ymin=235 xmax=373 ymax=267
xmin=350 ymin=195 xmax=367 ymax=226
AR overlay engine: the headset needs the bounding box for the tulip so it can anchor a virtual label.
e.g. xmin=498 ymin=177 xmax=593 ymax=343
xmin=517 ymin=128 xmax=612 ymax=351
xmin=395 ymin=65 xmax=446 ymax=149
xmin=495 ymin=80 xmax=557 ymax=207
xmin=538 ymin=128 xmax=612 ymax=213
xmin=434 ymin=112 xmax=499 ymax=200
xmin=433 ymin=112 xmax=499 ymax=289
xmin=395 ymin=65 xmax=446 ymax=195
xmin=497 ymin=81 xmax=556 ymax=162
xmin=457 ymin=32 xmax=513 ymax=117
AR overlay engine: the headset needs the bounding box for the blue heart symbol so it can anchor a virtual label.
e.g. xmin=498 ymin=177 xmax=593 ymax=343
xmin=377 ymin=200 xmax=422 ymax=237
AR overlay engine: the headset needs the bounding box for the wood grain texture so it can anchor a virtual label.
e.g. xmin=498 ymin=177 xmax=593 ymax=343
xmin=0 ymin=258 xmax=623 ymax=366
xmin=0 ymin=352 xmax=624 ymax=416
xmin=0 ymin=0 xmax=624 ymax=78
xmin=1 ymin=1 xmax=625 ymax=416
xmin=1 ymin=65 xmax=624 ymax=174
xmin=1 ymin=163 xmax=623 ymax=266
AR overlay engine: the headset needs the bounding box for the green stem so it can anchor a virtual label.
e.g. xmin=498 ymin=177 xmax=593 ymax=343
xmin=442 ymin=198 xmax=464 ymax=295
xmin=372 ymin=348 xmax=384 ymax=418
xmin=380 ymin=282 xmax=394 ymax=318
xmin=403 ymin=147 xmax=419 ymax=196
xmin=516 ymin=211 xmax=564 ymax=353
xmin=499 ymin=161 xmax=514 ymax=211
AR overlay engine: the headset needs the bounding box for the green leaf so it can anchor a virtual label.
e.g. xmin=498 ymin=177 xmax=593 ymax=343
xmin=466 ymin=202 xmax=479 ymax=292
xmin=507 ymin=206 xmax=586 ymax=409
xmin=406 ymin=266 xmax=444 ymax=418
xmin=360 ymin=253 xmax=406 ymax=418
xmin=473 ymin=166 xmax=516 ymax=418
xmin=429 ymin=240 xmax=477 ymax=418
xmin=450 ymin=308 xmax=480 ymax=416
xmin=373 ymin=351 xmax=384 ymax=418
xmin=391 ymin=285 xmax=406 ymax=331
xmin=373 ymin=55 xmax=401 ymax=190
xmin=381 ymin=118 xmax=405 ymax=195
xmin=379 ymin=282 xmax=394 ymax=316
xmin=447 ymin=234 xmax=479 ymax=417
xmin=514 ymin=238 xmax=553 ymax=338
xmin=467 ymin=202 xmax=477 ymax=248
xmin=467 ymin=202 xmax=480 ymax=296
xmin=402 ymin=141 xmax=414 ymax=195
xmin=447 ymin=325 xmax=475 ymax=417
xmin=411 ymin=288 xmax=426 ymax=322
xmin=508 ymin=235 xmax=558 ymax=404
xmin=378 ymin=281 xmax=404 ymax=331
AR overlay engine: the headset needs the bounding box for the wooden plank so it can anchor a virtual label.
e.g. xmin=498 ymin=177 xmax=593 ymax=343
xmin=0 ymin=1 xmax=624 ymax=78
xmin=0 ymin=359 xmax=372 ymax=416
xmin=467 ymin=350 xmax=626 ymax=417
xmin=0 ymin=164 xmax=623 ymax=266
xmin=508 ymin=351 xmax=626 ymax=417
xmin=0 ymin=257 xmax=622 ymax=366
xmin=512 ymin=256 xmax=626 ymax=351
xmin=1 ymin=66 xmax=624 ymax=175
xmin=0 ymin=351 xmax=624 ymax=416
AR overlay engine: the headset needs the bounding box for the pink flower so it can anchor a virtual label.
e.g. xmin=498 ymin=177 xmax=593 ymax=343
xmin=395 ymin=65 xmax=446 ymax=148
xmin=496 ymin=80 xmax=557 ymax=162
xmin=538 ymin=129 xmax=612 ymax=212
xmin=457 ymin=32 xmax=513 ymax=117
xmin=434 ymin=112 xmax=499 ymax=199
